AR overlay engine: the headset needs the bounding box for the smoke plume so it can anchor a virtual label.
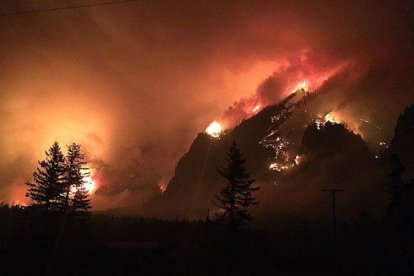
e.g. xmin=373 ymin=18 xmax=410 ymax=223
xmin=0 ymin=0 xmax=413 ymax=210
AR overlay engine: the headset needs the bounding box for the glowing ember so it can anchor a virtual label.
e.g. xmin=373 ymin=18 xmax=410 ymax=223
xmin=269 ymin=162 xmax=277 ymax=170
xmin=315 ymin=118 xmax=324 ymax=130
xmin=205 ymin=121 xmax=223 ymax=138
xmin=323 ymin=113 xmax=340 ymax=124
xmin=158 ymin=182 xmax=167 ymax=193
xmin=269 ymin=162 xmax=291 ymax=172
xmin=252 ymin=104 xmax=261 ymax=113
xmin=360 ymin=118 xmax=382 ymax=130
xmin=292 ymin=81 xmax=309 ymax=93
xmin=294 ymin=155 xmax=302 ymax=165
xmin=379 ymin=141 xmax=389 ymax=148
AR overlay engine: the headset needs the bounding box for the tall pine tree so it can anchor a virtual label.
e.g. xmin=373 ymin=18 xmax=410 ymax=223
xmin=26 ymin=142 xmax=66 ymax=211
xmin=213 ymin=141 xmax=259 ymax=229
xmin=66 ymin=143 xmax=92 ymax=215
xmin=385 ymin=154 xmax=414 ymax=231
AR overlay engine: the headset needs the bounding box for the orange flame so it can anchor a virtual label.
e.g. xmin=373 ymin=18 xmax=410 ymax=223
xmin=291 ymin=81 xmax=309 ymax=93
xmin=158 ymin=182 xmax=167 ymax=193
xmin=252 ymin=104 xmax=261 ymax=113
xmin=205 ymin=121 xmax=223 ymax=138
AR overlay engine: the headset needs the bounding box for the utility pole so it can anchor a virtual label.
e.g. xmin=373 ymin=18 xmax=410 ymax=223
xmin=322 ymin=188 xmax=344 ymax=241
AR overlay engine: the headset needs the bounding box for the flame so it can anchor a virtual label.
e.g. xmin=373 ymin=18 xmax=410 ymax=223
xmin=82 ymin=176 xmax=96 ymax=193
xmin=323 ymin=113 xmax=340 ymax=124
xmin=252 ymin=104 xmax=261 ymax=113
xmin=70 ymin=175 xmax=96 ymax=194
xmin=315 ymin=113 xmax=341 ymax=130
xmin=205 ymin=121 xmax=223 ymax=138
xmin=292 ymin=81 xmax=309 ymax=93
xmin=315 ymin=111 xmax=364 ymax=137
xmin=315 ymin=118 xmax=324 ymax=130
xmin=158 ymin=182 xmax=167 ymax=193
xmin=294 ymin=154 xmax=302 ymax=165
xmin=269 ymin=162 xmax=291 ymax=172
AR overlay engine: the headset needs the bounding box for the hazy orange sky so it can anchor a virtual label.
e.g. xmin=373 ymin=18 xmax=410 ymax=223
xmin=0 ymin=0 xmax=413 ymax=209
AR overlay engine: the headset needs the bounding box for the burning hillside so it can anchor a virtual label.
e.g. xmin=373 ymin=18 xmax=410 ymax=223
xmin=145 ymin=84 xmax=393 ymax=220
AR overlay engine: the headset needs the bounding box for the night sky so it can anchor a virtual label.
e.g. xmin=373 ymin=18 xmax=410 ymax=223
xmin=0 ymin=0 xmax=413 ymax=210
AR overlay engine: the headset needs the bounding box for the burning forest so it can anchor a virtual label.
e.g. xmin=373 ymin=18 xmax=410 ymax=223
xmin=1 ymin=0 xmax=414 ymax=274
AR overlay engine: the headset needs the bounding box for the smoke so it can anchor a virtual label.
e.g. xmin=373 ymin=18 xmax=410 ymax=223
xmin=221 ymin=54 xmax=347 ymax=127
xmin=0 ymin=0 xmax=413 ymax=210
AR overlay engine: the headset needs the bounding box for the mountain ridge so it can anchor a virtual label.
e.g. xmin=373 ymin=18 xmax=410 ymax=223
xmin=144 ymin=89 xmax=390 ymax=221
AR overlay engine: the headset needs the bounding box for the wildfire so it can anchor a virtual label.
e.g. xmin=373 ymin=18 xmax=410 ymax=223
xmin=269 ymin=162 xmax=292 ymax=172
xmin=292 ymin=81 xmax=309 ymax=93
xmin=379 ymin=141 xmax=389 ymax=149
xmin=205 ymin=121 xmax=223 ymax=138
xmin=315 ymin=118 xmax=324 ymax=130
xmin=315 ymin=112 xmax=342 ymax=130
xmin=323 ymin=113 xmax=340 ymax=124
xmin=252 ymin=104 xmax=261 ymax=113
xmin=82 ymin=176 xmax=96 ymax=193
xmin=70 ymin=175 xmax=96 ymax=194
xmin=158 ymin=182 xmax=167 ymax=193
xmin=294 ymin=154 xmax=303 ymax=165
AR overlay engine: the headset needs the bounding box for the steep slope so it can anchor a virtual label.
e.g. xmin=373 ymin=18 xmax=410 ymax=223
xmin=255 ymin=122 xmax=385 ymax=224
xmin=154 ymin=93 xmax=302 ymax=218
xmin=149 ymin=91 xmax=388 ymax=221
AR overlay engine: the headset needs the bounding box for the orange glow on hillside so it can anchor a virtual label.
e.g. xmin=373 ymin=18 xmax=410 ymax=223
xmin=158 ymin=182 xmax=167 ymax=193
xmin=291 ymin=81 xmax=309 ymax=93
xmin=323 ymin=113 xmax=340 ymax=124
xmin=252 ymin=104 xmax=261 ymax=113
xmin=206 ymin=121 xmax=223 ymax=138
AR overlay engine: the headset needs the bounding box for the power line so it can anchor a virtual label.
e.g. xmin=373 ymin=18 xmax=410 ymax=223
xmin=0 ymin=0 xmax=139 ymax=17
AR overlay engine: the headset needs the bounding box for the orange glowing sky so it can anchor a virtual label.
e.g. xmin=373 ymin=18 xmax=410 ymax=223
xmin=0 ymin=0 xmax=414 ymax=209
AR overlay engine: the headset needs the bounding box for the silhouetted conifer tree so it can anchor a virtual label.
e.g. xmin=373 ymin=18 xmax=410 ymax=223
xmin=66 ymin=143 xmax=92 ymax=215
xmin=72 ymin=186 xmax=92 ymax=214
xmin=26 ymin=142 xmax=66 ymax=211
xmin=386 ymin=154 xmax=414 ymax=230
xmin=213 ymin=141 xmax=259 ymax=229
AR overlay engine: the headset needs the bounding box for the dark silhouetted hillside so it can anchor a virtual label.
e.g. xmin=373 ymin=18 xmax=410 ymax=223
xmin=148 ymin=92 xmax=388 ymax=222
xmin=391 ymin=105 xmax=414 ymax=179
